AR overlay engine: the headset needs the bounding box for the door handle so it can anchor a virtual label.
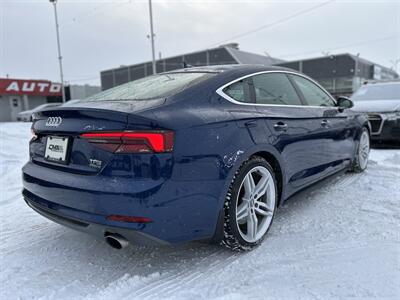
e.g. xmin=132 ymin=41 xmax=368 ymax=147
xmin=321 ymin=119 xmax=329 ymax=127
xmin=274 ymin=122 xmax=288 ymax=131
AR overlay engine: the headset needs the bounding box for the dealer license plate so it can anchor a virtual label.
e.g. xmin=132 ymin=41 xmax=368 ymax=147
xmin=44 ymin=136 xmax=69 ymax=163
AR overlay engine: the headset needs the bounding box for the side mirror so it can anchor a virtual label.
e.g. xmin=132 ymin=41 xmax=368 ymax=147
xmin=336 ymin=96 xmax=354 ymax=111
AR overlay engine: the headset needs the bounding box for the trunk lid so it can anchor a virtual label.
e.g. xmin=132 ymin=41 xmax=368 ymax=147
xmin=30 ymin=99 xmax=166 ymax=174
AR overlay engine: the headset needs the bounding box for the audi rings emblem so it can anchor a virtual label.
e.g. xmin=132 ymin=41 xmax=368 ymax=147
xmin=45 ymin=117 xmax=62 ymax=127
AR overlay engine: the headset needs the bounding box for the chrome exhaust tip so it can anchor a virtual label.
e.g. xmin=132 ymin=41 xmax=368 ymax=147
xmin=105 ymin=233 xmax=129 ymax=249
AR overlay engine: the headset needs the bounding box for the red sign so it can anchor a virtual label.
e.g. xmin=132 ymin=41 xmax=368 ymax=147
xmin=0 ymin=78 xmax=62 ymax=96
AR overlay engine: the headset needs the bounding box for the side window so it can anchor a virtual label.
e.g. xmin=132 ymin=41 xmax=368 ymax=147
xmin=223 ymin=79 xmax=251 ymax=103
xmin=252 ymin=73 xmax=302 ymax=105
xmin=290 ymin=75 xmax=336 ymax=107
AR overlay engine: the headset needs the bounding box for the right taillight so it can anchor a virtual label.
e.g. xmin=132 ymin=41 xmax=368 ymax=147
xmin=80 ymin=131 xmax=174 ymax=153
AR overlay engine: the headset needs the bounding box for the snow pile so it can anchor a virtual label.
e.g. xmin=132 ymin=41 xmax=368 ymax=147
xmin=0 ymin=122 xmax=399 ymax=300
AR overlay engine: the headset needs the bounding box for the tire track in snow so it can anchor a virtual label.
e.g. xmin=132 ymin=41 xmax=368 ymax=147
xmin=125 ymin=249 xmax=228 ymax=299
xmin=85 ymin=249 xmax=225 ymax=300
xmin=90 ymin=249 xmax=239 ymax=300
xmin=330 ymin=173 xmax=364 ymax=190
xmin=138 ymin=252 xmax=239 ymax=299
xmin=160 ymin=253 xmax=239 ymax=298
xmin=0 ymin=222 xmax=66 ymax=256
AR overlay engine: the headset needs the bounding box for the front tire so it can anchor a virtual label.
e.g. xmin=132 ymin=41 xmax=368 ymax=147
xmin=222 ymin=156 xmax=277 ymax=251
xmin=350 ymin=127 xmax=370 ymax=173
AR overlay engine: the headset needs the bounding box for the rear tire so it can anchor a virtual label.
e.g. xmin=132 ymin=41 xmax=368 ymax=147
xmin=222 ymin=156 xmax=277 ymax=251
xmin=350 ymin=127 xmax=370 ymax=173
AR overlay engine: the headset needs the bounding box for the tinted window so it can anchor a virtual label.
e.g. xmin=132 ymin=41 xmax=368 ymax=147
xmin=86 ymin=72 xmax=215 ymax=101
xmin=252 ymin=73 xmax=302 ymax=105
xmin=351 ymin=83 xmax=400 ymax=101
xmin=223 ymin=79 xmax=252 ymax=103
xmin=291 ymin=75 xmax=335 ymax=107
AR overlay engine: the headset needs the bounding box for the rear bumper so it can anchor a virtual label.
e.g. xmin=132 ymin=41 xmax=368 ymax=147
xmin=24 ymin=192 xmax=167 ymax=245
xmin=22 ymin=161 xmax=223 ymax=244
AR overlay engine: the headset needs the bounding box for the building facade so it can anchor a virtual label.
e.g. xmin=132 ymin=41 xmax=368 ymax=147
xmin=276 ymin=54 xmax=399 ymax=97
xmin=0 ymin=78 xmax=63 ymax=122
xmin=101 ymin=46 xmax=398 ymax=97
xmin=0 ymin=78 xmax=101 ymax=122
xmin=100 ymin=44 xmax=283 ymax=90
xmin=68 ymin=84 xmax=101 ymax=100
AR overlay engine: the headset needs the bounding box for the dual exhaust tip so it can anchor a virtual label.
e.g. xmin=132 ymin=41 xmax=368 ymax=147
xmin=105 ymin=233 xmax=129 ymax=249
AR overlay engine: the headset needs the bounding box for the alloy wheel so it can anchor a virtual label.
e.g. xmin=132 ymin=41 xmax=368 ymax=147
xmin=358 ymin=130 xmax=370 ymax=170
xmin=235 ymin=166 xmax=276 ymax=243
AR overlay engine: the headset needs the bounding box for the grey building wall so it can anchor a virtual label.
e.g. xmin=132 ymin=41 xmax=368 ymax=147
xmin=0 ymin=95 xmax=12 ymax=121
xmin=276 ymin=54 xmax=399 ymax=96
xmin=0 ymin=94 xmax=48 ymax=122
xmin=27 ymin=96 xmax=47 ymax=110
xmin=69 ymin=84 xmax=101 ymax=100
xmin=100 ymin=45 xmax=282 ymax=90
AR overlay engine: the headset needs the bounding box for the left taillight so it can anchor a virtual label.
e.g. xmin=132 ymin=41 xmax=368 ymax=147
xmin=80 ymin=131 xmax=174 ymax=153
xmin=31 ymin=129 xmax=37 ymax=141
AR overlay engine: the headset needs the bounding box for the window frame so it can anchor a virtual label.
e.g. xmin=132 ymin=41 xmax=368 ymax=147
xmin=222 ymin=77 xmax=255 ymax=104
xmin=288 ymin=74 xmax=337 ymax=107
xmin=216 ymin=70 xmax=337 ymax=108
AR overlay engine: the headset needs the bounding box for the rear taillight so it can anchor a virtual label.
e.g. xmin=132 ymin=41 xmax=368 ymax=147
xmin=31 ymin=129 xmax=37 ymax=141
xmin=80 ymin=131 xmax=174 ymax=153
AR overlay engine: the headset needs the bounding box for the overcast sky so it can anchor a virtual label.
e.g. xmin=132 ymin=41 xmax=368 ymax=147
xmin=1 ymin=0 xmax=399 ymax=86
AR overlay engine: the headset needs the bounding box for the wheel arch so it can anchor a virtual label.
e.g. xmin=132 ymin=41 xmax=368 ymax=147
xmin=356 ymin=113 xmax=371 ymax=138
xmin=211 ymin=145 xmax=286 ymax=244
xmin=364 ymin=121 xmax=371 ymax=136
xmin=355 ymin=118 xmax=371 ymax=151
xmin=220 ymin=145 xmax=286 ymax=209
xmin=250 ymin=151 xmax=284 ymax=207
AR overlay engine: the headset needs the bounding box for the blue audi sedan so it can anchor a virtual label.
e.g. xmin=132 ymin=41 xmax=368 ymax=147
xmin=22 ymin=65 xmax=370 ymax=251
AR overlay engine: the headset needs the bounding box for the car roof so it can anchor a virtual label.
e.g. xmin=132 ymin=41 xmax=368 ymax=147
xmin=165 ymin=64 xmax=298 ymax=88
xmin=166 ymin=64 xmax=293 ymax=74
xmin=159 ymin=64 xmax=321 ymax=103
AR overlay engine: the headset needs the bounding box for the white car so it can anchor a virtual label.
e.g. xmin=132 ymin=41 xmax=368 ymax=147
xmin=17 ymin=103 xmax=62 ymax=122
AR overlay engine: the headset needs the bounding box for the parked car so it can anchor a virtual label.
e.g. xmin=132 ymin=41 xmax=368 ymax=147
xmin=351 ymin=80 xmax=400 ymax=144
xmin=17 ymin=103 xmax=62 ymax=122
xmin=22 ymin=65 xmax=370 ymax=251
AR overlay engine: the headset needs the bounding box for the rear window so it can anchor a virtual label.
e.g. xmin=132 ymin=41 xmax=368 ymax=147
xmin=86 ymin=72 xmax=215 ymax=101
xmin=352 ymin=83 xmax=400 ymax=101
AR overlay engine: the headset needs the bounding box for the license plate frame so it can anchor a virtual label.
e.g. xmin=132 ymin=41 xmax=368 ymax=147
xmin=44 ymin=136 xmax=70 ymax=164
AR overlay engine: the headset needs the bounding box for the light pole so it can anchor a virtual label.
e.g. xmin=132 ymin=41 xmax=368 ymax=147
xmin=148 ymin=0 xmax=156 ymax=75
xmin=50 ymin=0 xmax=66 ymax=102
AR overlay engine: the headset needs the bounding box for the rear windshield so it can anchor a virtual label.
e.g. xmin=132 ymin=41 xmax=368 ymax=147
xmin=86 ymin=72 xmax=215 ymax=101
xmin=351 ymin=83 xmax=400 ymax=101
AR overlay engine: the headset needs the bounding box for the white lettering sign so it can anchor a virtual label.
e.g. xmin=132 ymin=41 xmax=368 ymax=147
xmin=6 ymin=81 xmax=19 ymax=92
xmin=49 ymin=83 xmax=61 ymax=93
xmin=37 ymin=82 xmax=50 ymax=92
xmin=22 ymin=82 xmax=35 ymax=92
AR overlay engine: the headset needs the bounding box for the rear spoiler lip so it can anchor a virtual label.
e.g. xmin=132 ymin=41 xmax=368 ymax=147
xmin=34 ymin=107 xmax=129 ymax=123
xmin=32 ymin=107 xmax=169 ymax=134
xmin=35 ymin=97 xmax=166 ymax=114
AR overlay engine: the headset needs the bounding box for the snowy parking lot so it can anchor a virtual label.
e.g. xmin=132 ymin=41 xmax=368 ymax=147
xmin=0 ymin=122 xmax=399 ymax=300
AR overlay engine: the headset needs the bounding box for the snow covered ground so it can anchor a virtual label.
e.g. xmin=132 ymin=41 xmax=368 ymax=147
xmin=0 ymin=122 xmax=399 ymax=300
